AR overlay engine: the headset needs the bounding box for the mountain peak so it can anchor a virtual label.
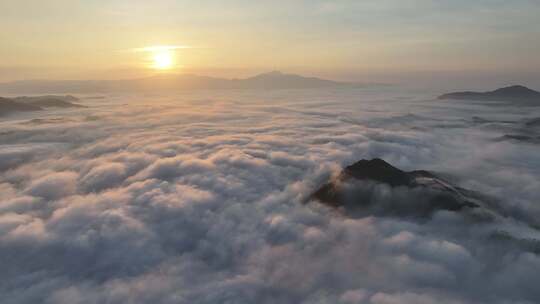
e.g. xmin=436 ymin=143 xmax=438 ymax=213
xmin=240 ymin=71 xmax=351 ymax=89
xmin=311 ymin=158 xmax=481 ymax=218
xmin=343 ymin=158 xmax=412 ymax=187
xmin=492 ymin=85 xmax=539 ymax=95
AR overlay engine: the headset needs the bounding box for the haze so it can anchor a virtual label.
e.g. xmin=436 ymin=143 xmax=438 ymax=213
xmin=2 ymin=0 xmax=540 ymax=88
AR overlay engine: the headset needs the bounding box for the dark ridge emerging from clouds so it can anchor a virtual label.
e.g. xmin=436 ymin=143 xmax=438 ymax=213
xmin=311 ymin=158 xmax=485 ymax=219
xmin=0 ymin=95 xmax=85 ymax=116
xmin=439 ymin=85 xmax=540 ymax=104
xmin=0 ymin=97 xmax=42 ymax=115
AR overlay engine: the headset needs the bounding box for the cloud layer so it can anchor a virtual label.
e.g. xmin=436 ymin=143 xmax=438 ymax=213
xmin=1 ymin=89 xmax=539 ymax=303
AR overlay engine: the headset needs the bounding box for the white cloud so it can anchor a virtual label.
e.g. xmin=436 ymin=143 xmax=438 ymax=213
xmin=0 ymin=89 xmax=539 ymax=303
xmin=25 ymin=171 xmax=78 ymax=200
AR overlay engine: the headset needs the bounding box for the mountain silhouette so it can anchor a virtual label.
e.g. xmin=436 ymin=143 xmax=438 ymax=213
xmin=14 ymin=95 xmax=85 ymax=108
xmin=0 ymin=97 xmax=42 ymax=116
xmin=0 ymin=95 xmax=84 ymax=115
xmin=439 ymin=85 xmax=540 ymax=103
xmin=0 ymin=71 xmax=359 ymax=94
xmin=238 ymin=71 xmax=345 ymax=89
xmin=311 ymin=158 xmax=486 ymax=219
xmin=14 ymin=95 xmax=78 ymax=103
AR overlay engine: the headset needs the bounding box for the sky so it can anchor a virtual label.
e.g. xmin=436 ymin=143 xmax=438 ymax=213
xmin=1 ymin=0 xmax=540 ymax=84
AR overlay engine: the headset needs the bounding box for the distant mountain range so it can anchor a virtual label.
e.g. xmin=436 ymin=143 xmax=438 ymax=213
xmin=439 ymin=85 xmax=540 ymax=103
xmin=0 ymin=71 xmax=362 ymax=94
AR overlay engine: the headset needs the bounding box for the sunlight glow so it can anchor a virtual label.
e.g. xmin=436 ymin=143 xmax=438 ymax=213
xmin=134 ymin=45 xmax=191 ymax=52
xmin=153 ymin=50 xmax=174 ymax=70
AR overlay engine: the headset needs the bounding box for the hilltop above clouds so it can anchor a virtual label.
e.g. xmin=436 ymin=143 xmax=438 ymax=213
xmin=439 ymin=85 xmax=540 ymax=104
xmin=0 ymin=95 xmax=85 ymax=116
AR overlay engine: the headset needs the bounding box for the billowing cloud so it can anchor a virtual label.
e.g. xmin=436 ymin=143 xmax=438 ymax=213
xmin=0 ymin=89 xmax=539 ymax=303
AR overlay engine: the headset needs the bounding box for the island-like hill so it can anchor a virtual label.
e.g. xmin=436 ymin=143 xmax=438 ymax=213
xmin=0 ymin=71 xmax=360 ymax=94
xmin=0 ymin=95 xmax=84 ymax=116
xmin=14 ymin=95 xmax=78 ymax=103
xmin=14 ymin=95 xmax=85 ymax=108
xmin=0 ymin=97 xmax=42 ymax=116
xmin=439 ymin=85 xmax=540 ymax=103
xmin=310 ymin=158 xmax=540 ymax=254
xmin=311 ymin=158 xmax=486 ymax=219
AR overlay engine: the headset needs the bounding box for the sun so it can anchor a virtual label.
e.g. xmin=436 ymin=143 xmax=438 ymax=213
xmin=152 ymin=50 xmax=174 ymax=70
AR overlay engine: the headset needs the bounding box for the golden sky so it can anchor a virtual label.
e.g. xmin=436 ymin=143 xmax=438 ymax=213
xmin=1 ymin=0 xmax=539 ymax=82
